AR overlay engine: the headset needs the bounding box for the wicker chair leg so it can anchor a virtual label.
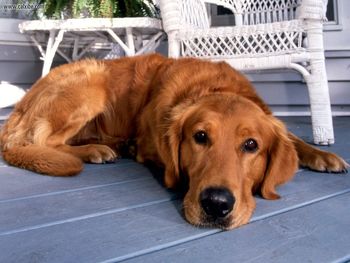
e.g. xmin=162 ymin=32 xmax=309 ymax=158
xmin=303 ymin=18 xmax=334 ymax=145
xmin=167 ymin=34 xmax=181 ymax=58
xmin=304 ymin=59 xmax=334 ymax=145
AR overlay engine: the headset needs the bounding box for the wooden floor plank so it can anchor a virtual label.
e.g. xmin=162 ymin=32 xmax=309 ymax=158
xmin=0 ymin=160 xmax=148 ymax=200
xmin=124 ymin=192 xmax=350 ymax=263
xmin=0 ymin=176 xmax=175 ymax=235
xmin=102 ymin=172 xmax=350 ymax=262
xmin=0 ymin=116 xmax=349 ymax=263
xmin=0 ymin=169 xmax=349 ymax=263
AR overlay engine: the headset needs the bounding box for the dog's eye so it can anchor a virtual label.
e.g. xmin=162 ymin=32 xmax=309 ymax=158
xmin=242 ymin=138 xmax=258 ymax=153
xmin=193 ymin=131 xmax=208 ymax=145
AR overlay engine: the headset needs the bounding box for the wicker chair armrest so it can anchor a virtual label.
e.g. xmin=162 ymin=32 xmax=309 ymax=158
xmin=178 ymin=20 xmax=304 ymax=38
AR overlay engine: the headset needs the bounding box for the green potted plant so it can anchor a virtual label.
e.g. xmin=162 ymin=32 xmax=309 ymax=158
xmin=25 ymin=0 xmax=159 ymax=19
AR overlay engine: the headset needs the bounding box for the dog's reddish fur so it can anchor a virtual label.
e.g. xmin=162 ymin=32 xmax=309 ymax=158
xmin=0 ymin=54 xmax=347 ymax=229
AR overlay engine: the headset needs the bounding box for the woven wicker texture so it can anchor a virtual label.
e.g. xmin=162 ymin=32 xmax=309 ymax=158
xmin=180 ymin=21 xmax=304 ymax=58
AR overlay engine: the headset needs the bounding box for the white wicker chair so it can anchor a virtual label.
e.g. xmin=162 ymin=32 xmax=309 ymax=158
xmin=159 ymin=0 xmax=334 ymax=145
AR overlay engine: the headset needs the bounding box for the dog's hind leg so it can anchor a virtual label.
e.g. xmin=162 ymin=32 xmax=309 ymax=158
xmin=288 ymin=132 xmax=348 ymax=173
xmin=3 ymin=107 xmax=118 ymax=176
xmin=44 ymin=114 xmax=117 ymax=164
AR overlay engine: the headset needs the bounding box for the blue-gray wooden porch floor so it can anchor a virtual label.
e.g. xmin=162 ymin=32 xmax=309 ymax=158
xmin=0 ymin=116 xmax=349 ymax=263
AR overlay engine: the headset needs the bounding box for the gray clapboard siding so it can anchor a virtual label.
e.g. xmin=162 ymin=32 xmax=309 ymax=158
xmin=324 ymin=57 xmax=350 ymax=82
xmin=0 ymin=44 xmax=65 ymax=85
xmin=254 ymin=81 xmax=350 ymax=105
xmin=0 ymin=44 xmax=42 ymax=61
xmin=0 ymin=61 xmax=42 ymax=84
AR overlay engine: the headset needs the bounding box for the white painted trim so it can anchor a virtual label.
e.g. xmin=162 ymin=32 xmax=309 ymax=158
xmin=323 ymin=0 xmax=342 ymax=31
xmin=273 ymin=111 xmax=350 ymax=117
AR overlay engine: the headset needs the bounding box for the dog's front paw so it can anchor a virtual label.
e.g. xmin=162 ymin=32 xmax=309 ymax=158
xmin=85 ymin=144 xmax=118 ymax=164
xmin=303 ymin=150 xmax=348 ymax=173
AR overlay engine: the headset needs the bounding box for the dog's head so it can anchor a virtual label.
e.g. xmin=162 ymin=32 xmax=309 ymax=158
xmin=160 ymin=94 xmax=298 ymax=229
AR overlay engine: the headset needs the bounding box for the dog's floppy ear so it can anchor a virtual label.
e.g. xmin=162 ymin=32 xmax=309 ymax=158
xmin=261 ymin=117 xmax=298 ymax=200
xmin=158 ymin=105 xmax=189 ymax=189
xmin=163 ymin=123 xmax=181 ymax=188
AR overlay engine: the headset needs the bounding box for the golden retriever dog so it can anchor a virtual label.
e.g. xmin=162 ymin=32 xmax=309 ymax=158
xmin=0 ymin=54 xmax=348 ymax=229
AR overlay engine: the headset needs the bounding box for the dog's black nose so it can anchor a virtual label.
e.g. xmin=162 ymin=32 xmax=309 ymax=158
xmin=200 ymin=187 xmax=235 ymax=218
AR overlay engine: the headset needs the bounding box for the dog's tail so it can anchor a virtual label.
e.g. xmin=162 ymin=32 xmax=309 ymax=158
xmin=2 ymin=145 xmax=83 ymax=176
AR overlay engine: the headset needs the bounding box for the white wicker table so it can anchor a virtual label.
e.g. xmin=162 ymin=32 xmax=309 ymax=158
xmin=19 ymin=17 xmax=164 ymax=76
